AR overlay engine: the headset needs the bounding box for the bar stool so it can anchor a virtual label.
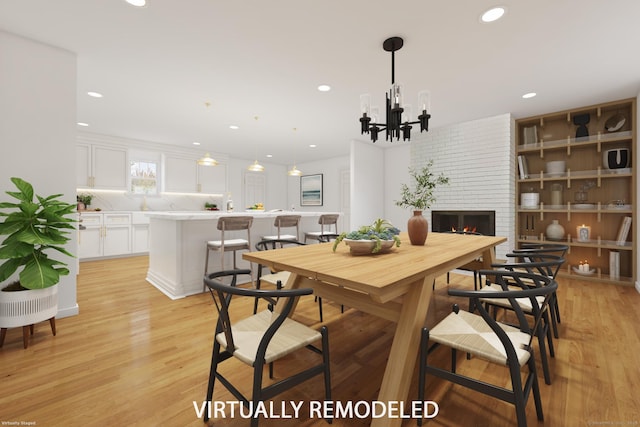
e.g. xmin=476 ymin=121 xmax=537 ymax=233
xmin=304 ymin=214 xmax=339 ymax=243
xmin=262 ymin=215 xmax=301 ymax=242
xmin=204 ymin=216 xmax=253 ymax=277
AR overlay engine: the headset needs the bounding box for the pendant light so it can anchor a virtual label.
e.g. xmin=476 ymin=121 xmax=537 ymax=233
xmin=288 ymin=127 xmax=302 ymax=176
xmin=247 ymin=116 xmax=265 ymax=172
xmin=197 ymin=153 xmax=218 ymax=166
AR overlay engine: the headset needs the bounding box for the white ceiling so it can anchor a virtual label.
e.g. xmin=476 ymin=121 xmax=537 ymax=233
xmin=1 ymin=0 xmax=639 ymax=165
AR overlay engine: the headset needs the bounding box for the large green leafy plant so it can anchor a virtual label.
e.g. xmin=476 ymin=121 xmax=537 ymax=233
xmin=0 ymin=177 xmax=76 ymax=290
xmin=395 ymin=160 xmax=449 ymax=210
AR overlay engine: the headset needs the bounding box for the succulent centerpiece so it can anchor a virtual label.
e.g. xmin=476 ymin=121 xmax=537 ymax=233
xmin=332 ymin=218 xmax=401 ymax=255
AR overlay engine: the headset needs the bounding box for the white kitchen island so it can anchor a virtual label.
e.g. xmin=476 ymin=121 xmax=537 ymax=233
xmin=145 ymin=211 xmax=340 ymax=299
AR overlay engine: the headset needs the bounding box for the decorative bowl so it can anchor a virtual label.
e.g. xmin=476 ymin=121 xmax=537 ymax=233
xmin=572 ymin=266 xmax=595 ymax=276
xmin=343 ymin=239 xmax=396 ymax=255
xmin=545 ymin=160 xmax=565 ymax=176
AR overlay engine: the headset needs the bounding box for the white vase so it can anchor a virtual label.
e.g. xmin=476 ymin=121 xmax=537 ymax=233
xmin=545 ymin=220 xmax=565 ymax=241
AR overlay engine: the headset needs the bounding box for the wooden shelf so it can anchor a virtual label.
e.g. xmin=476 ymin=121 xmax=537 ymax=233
xmin=515 ymin=98 xmax=636 ymax=286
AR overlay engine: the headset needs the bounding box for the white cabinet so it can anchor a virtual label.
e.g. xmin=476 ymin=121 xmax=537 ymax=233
xmin=163 ymin=155 xmax=198 ymax=193
xmin=76 ymin=143 xmax=128 ymax=190
xmin=78 ymin=213 xmax=131 ymax=259
xmin=131 ymin=212 xmax=150 ymax=254
xmin=164 ymin=154 xmax=226 ymax=194
xmin=198 ymin=163 xmax=227 ymax=194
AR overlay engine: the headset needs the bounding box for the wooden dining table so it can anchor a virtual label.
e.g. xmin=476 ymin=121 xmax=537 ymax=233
xmin=243 ymin=231 xmax=506 ymax=427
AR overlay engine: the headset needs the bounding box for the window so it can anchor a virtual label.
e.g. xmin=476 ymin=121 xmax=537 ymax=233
xmin=130 ymin=160 xmax=158 ymax=195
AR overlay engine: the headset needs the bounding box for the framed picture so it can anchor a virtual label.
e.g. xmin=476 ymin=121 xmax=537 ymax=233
xmin=300 ymin=174 xmax=323 ymax=206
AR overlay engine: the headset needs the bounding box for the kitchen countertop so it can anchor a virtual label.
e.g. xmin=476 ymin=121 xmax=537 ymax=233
xmin=144 ymin=210 xmax=335 ymax=220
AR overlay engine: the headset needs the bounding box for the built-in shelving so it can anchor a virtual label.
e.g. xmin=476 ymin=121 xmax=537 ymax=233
xmin=515 ymin=98 xmax=636 ymax=285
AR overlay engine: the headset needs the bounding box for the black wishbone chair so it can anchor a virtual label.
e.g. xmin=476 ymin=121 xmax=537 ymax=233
xmin=253 ymin=239 xmax=326 ymax=321
xmin=203 ymin=269 xmax=332 ymax=427
xmin=418 ymin=270 xmax=556 ymax=427
xmin=512 ymin=243 xmax=568 ymax=338
xmin=478 ymin=253 xmax=564 ymax=385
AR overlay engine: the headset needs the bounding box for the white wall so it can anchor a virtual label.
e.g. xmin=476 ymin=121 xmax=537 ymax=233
xmin=286 ymin=155 xmax=350 ymax=231
xmin=351 ymin=140 xmax=385 ymax=230
xmin=0 ymin=31 xmax=78 ymax=317
xmin=381 ymin=114 xmax=515 ymax=260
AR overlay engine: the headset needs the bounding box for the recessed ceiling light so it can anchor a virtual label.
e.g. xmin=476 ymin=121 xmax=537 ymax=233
xmin=480 ymin=7 xmax=505 ymax=23
xmin=309 ymin=144 xmax=317 ymax=148
xmin=87 ymin=91 xmax=103 ymax=98
xmin=522 ymin=92 xmax=537 ymax=99
xmin=192 ymin=142 xmax=201 ymax=146
xmin=266 ymin=154 xmax=273 ymax=158
xmin=229 ymin=125 xmax=239 ymax=130
xmin=125 ymin=0 xmax=146 ymax=6
xmin=77 ymin=122 xmax=89 ymax=127
xmin=318 ymin=84 xmax=331 ymax=92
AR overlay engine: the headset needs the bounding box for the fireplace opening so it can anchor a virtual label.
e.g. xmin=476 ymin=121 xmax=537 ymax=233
xmin=432 ymin=210 xmax=496 ymax=236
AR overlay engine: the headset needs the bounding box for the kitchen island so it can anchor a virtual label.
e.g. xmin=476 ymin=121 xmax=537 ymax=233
xmin=145 ymin=211 xmax=340 ymax=299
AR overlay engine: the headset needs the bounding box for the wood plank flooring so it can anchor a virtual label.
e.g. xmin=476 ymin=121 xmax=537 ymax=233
xmin=1 ymin=256 xmax=639 ymax=426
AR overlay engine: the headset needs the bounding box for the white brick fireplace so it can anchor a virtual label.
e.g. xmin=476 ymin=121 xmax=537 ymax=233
xmin=410 ymin=113 xmax=515 ymax=260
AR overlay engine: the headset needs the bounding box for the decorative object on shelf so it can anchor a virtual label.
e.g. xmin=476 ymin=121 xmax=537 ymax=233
xmin=550 ymin=183 xmax=563 ymax=206
xmin=197 ymin=153 xmax=218 ymax=166
xmin=572 ymin=266 xmax=595 ymax=276
xmin=546 ymin=220 xmax=565 ymax=240
xmin=616 ymin=216 xmax=632 ymax=245
xmin=332 ymin=218 xmax=401 ymax=255
xmin=574 ymin=181 xmax=595 ymax=204
xmin=359 ymin=36 xmax=431 ymax=142
xmin=76 ymin=192 xmax=93 ymax=211
xmin=520 ymin=191 xmax=539 ymax=209
xmin=609 ymin=251 xmax=620 ymax=280
xmin=523 ymin=125 xmax=538 ymax=145
xmin=204 ymin=202 xmax=219 ymax=211
xmin=576 ymin=224 xmax=591 ymax=242
xmin=395 ymin=160 xmax=449 ymax=245
xmin=573 ymin=113 xmax=590 ymax=138
xmin=603 ymin=148 xmax=630 ymax=170
xmin=545 ymin=160 xmax=565 ymax=177
xmin=604 ymin=113 xmax=626 ymax=132
xmin=300 ymin=174 xmax=323 ymax=206
xmin=0 ymin=177 xmax=76 ymax=348
xmin=517 ymin=155 xmax=529 ymax=179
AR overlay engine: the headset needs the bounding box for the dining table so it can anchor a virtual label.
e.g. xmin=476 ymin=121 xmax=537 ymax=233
xmin=243 ymin=231 xmax=506 ymax=427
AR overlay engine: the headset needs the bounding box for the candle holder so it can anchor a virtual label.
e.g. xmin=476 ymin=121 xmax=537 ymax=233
xmin=576 ymin=225 xmax=591 ymax=242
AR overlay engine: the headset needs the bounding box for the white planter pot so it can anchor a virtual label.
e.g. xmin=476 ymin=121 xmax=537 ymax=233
xmin=0 ymin=285 xmax=58 ymax=328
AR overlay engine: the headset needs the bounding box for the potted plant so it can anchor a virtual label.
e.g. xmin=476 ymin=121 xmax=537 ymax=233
xmin=76 ymin=192 xmax=93 ymax=211
xmin=204 ymin=202 xmax=219 ymax=211
xmin=0 ymin=177 xmax=76 ymax=348
xmin=395 ymin=160 xmax=449 ymax=246
xmin=332 ymin=218 xmax=401 ymax=255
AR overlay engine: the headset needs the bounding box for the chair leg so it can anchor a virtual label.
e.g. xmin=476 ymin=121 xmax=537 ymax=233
xmin=536 ymin=319 xmax=552 ymax=385
xmin=417 ymin=328 xmax=429 ymax=427
xmin=529 ymin=355 xmax=544 ymax=421
xmin=251 ymin=363 xmax=265 ymax=427
xmin=204 ymin=341 xmax=222 ymax=422
xmin=317 ymin=297 xmax=324 ymax=323
xmin=320 ymin=326 xmax=332 ymax=420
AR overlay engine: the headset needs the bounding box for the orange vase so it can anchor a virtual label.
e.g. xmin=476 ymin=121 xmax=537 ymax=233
xmin=407 ymin=210 xmax=428 ymax=245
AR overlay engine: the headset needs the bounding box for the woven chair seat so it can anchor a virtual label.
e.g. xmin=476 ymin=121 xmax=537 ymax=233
xmin=216 ymin=310 xmax=321 ymax=365
xmin=429 ymin=309 xmax=532 ymax=366
xmin=479 ymin=283 xmax=546 ymax=313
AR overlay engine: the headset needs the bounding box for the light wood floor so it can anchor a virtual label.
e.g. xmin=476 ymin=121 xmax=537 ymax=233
xmin=1 ymin=256 xmax=639 ymax=426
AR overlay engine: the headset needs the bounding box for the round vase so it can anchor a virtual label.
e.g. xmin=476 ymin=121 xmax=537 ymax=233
xmin=545 ymin=220 xmax=565 ymax=240
xmin=407 ymin=210 xmax=428 ymax=246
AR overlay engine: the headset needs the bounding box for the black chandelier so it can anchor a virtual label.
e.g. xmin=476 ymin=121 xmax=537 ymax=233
xmin=359 ymin=37 xmax=431 ymax=142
